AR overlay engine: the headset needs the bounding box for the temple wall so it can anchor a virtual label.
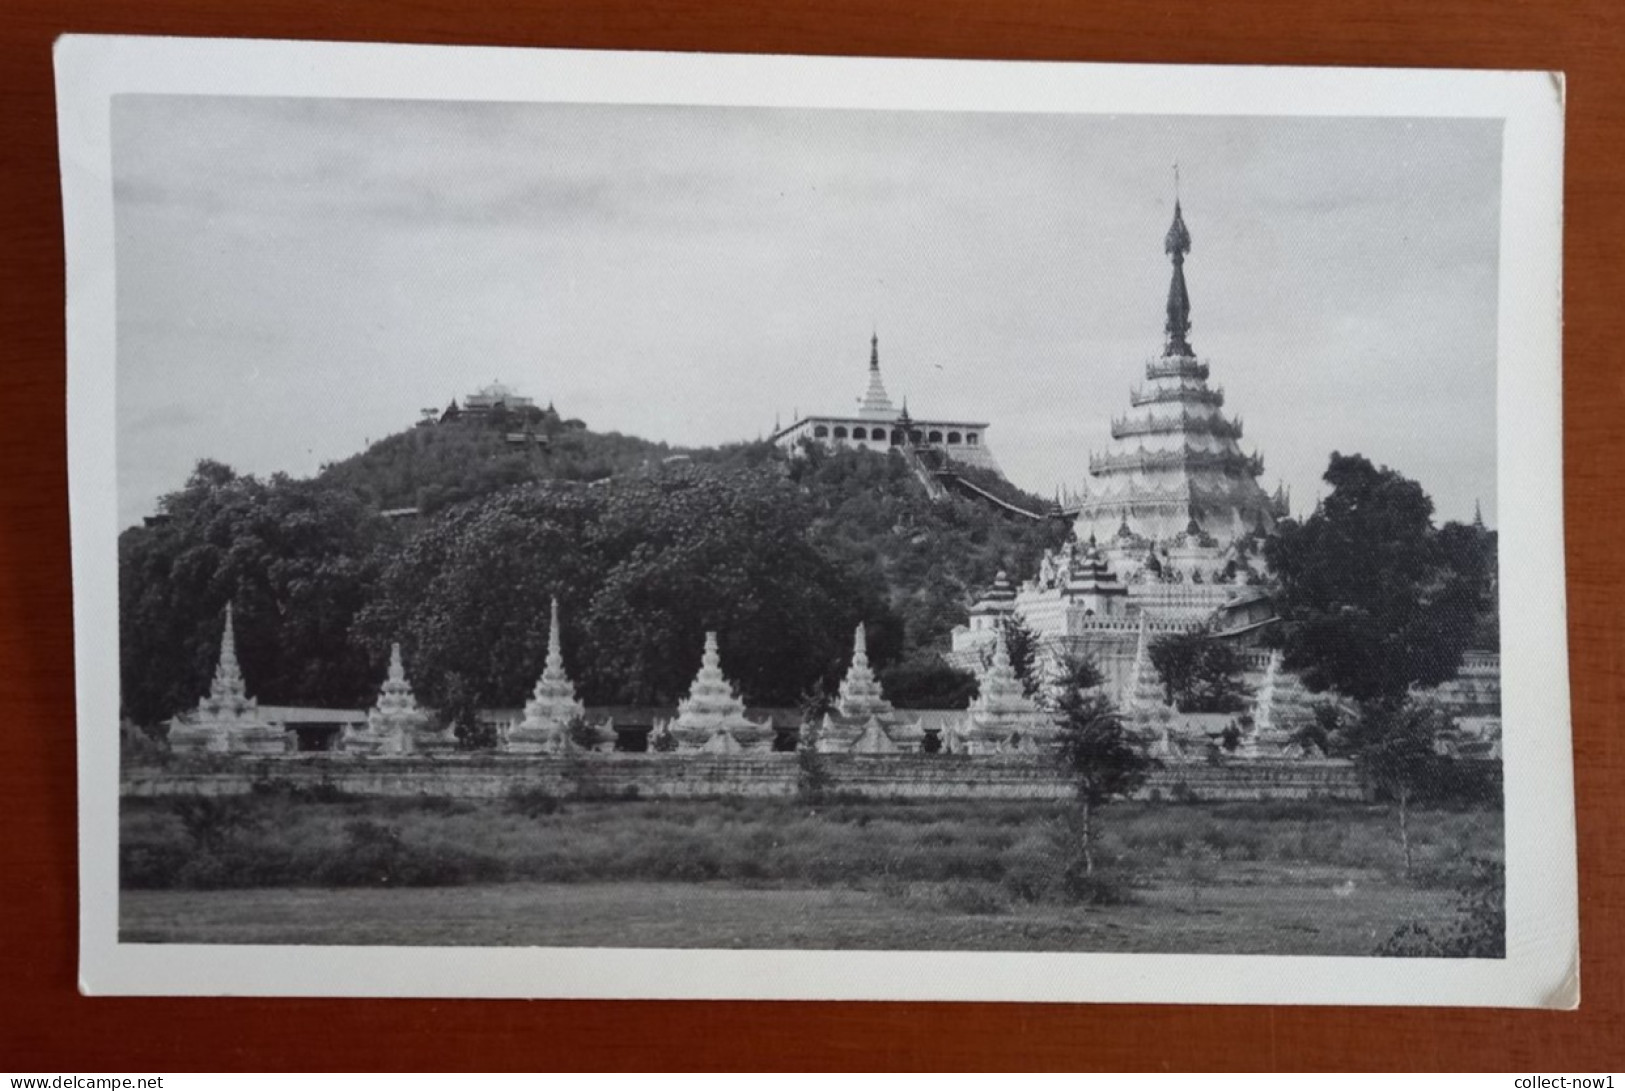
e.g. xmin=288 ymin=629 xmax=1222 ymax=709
xmin=121 ymin=752 xmax=1374 ymax=803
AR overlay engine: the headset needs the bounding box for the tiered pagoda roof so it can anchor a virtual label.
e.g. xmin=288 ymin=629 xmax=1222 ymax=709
xmin=1074 ymin=199 xmax=1277 ymax=545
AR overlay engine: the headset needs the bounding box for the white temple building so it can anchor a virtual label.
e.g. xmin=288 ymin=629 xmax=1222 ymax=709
xmin=769 ymin=333 xmax=1001 ymax=474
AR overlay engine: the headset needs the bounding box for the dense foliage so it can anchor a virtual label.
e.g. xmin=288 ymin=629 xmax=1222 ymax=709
xmin=119 ymin=461 xmax=396 ymax=725
xmin=1265 ymin=452 xmax=1496 ymax=702
xmin=1148 ymin=630 xmax=1252 ymax=713
xmin=356 ymin=465 xmax=894 ymax=709
xmin=782 ymin=442 xmax=1068 ymax=651
xmin=317 ymin=410 xmax=674 ymax=516
xmin=120 ymin=413 xmax=1068 ymax=725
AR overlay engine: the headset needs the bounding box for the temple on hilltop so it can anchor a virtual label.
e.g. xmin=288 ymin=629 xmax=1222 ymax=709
xmin=769 ymin=333 xmax=1002 ymax=475
xmin=1072 ymin=200 xmax=1282 ymax=547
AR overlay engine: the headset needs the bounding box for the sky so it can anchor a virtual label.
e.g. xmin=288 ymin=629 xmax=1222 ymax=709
xmin=113 ymin=96 xmax=1502 ymax=531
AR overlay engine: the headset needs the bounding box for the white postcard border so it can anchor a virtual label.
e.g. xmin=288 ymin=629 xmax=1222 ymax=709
xmin=56 ymin=35 xmax=1574 ymax=1005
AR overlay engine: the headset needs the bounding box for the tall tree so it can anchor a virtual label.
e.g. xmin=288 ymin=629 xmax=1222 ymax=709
xmin=1265 ymin=453 xmax=1492 ymax=701
xmin=1051 ymin=655 xmax=1152 ymax=875
xmin=1265 ymin=453 xmax=1496 ymax=872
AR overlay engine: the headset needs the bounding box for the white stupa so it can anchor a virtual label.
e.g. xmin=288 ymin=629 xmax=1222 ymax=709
xmin=672 ymin=632 xmax=769 ymax=751
xmin=507 ymin=598 xmax=597 ymax=753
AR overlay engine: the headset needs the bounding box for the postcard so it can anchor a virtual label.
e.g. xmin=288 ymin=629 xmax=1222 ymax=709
xmin=57 ymin=35 xmax=1574 ymax=1004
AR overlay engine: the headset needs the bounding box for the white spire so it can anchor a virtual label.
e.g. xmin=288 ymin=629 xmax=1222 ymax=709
xmin=856 ymin=331 xmax=896 ymax=419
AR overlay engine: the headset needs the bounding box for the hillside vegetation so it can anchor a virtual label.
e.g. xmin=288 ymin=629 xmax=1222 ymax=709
xmin=120 ymin=409 xmax=1066 ymax=725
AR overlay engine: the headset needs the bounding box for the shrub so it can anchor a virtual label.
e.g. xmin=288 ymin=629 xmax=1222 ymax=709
xmin=939 ymin=880 xmax=1007 ymax=915
xmin=1375 ymin=857 xmax=1504 ymax=958
xmin=505 ymin=785 xmax=563 ymax=818
xmin=169 ymin=795 xmax=259 ymax=852
xmin=1057 ymin=866 xmax=1138 ymax=907
xmin=999 ymin=832 xmax=1061 ymax=903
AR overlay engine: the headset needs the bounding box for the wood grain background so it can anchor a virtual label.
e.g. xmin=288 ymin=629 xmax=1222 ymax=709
xmin=3 ymin=0 xmax=1620 ymax=1071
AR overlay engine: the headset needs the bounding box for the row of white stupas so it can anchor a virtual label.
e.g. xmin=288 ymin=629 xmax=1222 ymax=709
xmin=168 ymin=600 xmax=1325 ymax=759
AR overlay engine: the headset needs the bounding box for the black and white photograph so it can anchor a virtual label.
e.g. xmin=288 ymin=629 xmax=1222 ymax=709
xmin=58 ymin=38 xmax=1573 ymax=1004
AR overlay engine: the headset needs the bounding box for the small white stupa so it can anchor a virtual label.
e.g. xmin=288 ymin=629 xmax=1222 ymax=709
xmin=671 ymin=632 xmax=769 ymax=751
xmin=1246 ymin=650 xmax=1315 ymax=758
xmin=836 ymin=623 xmax=895 ymax=720
xmin=958 ymin=625 xmax=1049 ymax=754
xmin=507 ymin=598 xmax=597 ymax=753
xmin=346 ymin=643 xmax=443 ymax=755
xmin=1120 ymin=613 xmax=1168 ymax=730
xmin=170 ymin=604 xmax=282 ymax=754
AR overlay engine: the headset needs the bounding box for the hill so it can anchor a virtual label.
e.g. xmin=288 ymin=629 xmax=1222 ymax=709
xmin=120 ymin=413 xmax=1069 ymax=724
xmin=317 ymin=408 xmax=679 ymax=515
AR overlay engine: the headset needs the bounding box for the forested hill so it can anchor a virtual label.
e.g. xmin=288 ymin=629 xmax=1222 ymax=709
xmin=121 ymin=411 xmax=1068 ymax=726
xmin=316 ymin=408 xmax=680 ymax=515
xmin=313 ymin=411 xmax=1069 ymax=655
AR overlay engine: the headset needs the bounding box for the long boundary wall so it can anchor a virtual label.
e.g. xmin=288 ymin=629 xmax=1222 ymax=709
xmin=121 ymin=753 xmax=1373 ymax=802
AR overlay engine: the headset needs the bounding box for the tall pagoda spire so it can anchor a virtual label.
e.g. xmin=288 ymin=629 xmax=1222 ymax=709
xmin=1072 ymin=188 xmax=1276 ymax=547
xmin=1163 ymin=198 xmax=1194 ymax=357
xmin=857 ymin=330 xmax=896 ymax=419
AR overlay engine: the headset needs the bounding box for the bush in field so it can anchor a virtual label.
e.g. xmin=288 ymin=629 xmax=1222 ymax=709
xmin=999 ymin=831 xmax=1063 ymax=903
xmin=506 ymin=784 xmax=563 ymax=818
xmin=1376 ymin=858 xmax=1505 ymax=958
xmin=939 ymin=880 xmax=1008 ymax=915
xmin=169 ymin=795 xmax=259 ymax=852
xmin=316 ymin=819 xmax=504 ymax=887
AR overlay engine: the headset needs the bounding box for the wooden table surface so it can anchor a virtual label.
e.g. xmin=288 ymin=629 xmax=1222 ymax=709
xmin=3 ymin=0 xmax=1621 ymax=1071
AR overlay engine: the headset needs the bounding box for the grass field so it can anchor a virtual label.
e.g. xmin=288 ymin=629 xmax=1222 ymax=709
xmin=118 ymin=792 xmax=1503 ymax=955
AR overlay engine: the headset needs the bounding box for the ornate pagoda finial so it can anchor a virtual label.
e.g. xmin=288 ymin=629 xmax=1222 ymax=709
xmin=870 ymin=329 xmax=880 ymax=372
xmin=1163 ymin=196 xmax=1194 ymax=357
xmin=547 ymin=596 xmax=564 ymax=671
xmin=1473 ymin=499 xmax=1486 ymax=529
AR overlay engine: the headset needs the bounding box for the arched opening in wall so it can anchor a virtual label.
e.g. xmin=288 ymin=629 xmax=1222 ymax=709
xmin=966 ymin=432 xmax=979 ymax=445
xmin=891 ymin=430 xmax=904 ymax=446
xmin=947 ymin=431 xmax=962 ymax=444
xmin=832 ymin=426 xmax=848 ymax=439
xmin=851 ymin=427 xmax=866 ymax=440
xmin=813 ymin=425 xmax=829 ymax=438
xmin=909 ymin=430 xmax=923 ymax=444
xmin=928 ymin=430 xmax=943 ymax=444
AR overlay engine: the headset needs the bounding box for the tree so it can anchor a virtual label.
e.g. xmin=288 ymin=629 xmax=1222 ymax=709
xmin=987 ymin=614 xmax=1044 ymax=698
xmin=1265 ymin=452 xmax=1492 ymax=702
xmin=438 ymin=672 xmax=495 ymax=751
xmin=360 ymin=464 xmax=896 ymax=710
xmin=1265 ymin=454 xmax=1496 ymax=875
xmin=878 ymin=654 xmax=979 ymax=710
xmin=119 ymin=461 xmax=391 ymax=727
xmin=1148 ymin=631 xmax=1251 ymax=713
xmin=1051 ymin=655 xmax=1152 ymax=875
xmin=1342 ymin=697 xmax=1453 ymax=876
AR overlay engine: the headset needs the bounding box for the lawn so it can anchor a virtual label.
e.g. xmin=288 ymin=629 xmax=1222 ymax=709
xmin=118 ymin=792 xmax=1503 ymax=955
